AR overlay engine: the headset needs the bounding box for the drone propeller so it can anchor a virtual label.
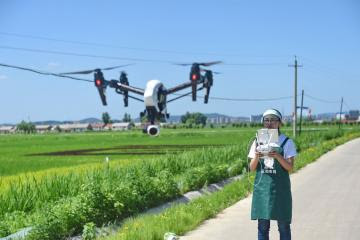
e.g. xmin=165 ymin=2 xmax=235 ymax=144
xmin=201 ymin=69 xmax=221 ymax=74
xmin=60 ymin=63 xmax=134 ymax=75
xmin=173 ymin=61 xmax=223 ymax=67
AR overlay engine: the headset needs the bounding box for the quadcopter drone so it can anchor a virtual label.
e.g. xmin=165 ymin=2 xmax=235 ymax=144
xmin=0 ymin=61 xmax=221 ymax=136
xmin=58 ymin=61 xmax=222 ymax=136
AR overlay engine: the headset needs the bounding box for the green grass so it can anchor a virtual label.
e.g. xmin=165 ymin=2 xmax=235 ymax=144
xmin=102 ymin=177 xmax=252 ymax=240
xmin=0 ymin=126 xmax=359 ymax=239
xmin=101 ymin=130 xmax=360 ymax=240
xmin=0 ymin=128 xmax=256 ymax=176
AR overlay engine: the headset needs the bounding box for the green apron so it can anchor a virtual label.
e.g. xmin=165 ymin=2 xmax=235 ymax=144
xmin=251 ymin=138 xmax=292 ymax=223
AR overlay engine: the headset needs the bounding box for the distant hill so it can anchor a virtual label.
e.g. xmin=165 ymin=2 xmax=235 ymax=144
xmin=1 ymin=111 xmax=350 ymax=126
xmin=134 ymin=113 xmax=249 ymax=123
xmin=78 ymin=118 xmax=102 ymax=124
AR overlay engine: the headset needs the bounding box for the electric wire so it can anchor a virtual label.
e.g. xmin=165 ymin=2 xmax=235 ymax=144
xmin=343 ymin=101 xmax=352 ymax=112
xmin=299 ymin=55 xmax=357 ymax=80
xmin=0 ymin=62 xmax=296 ymax=103
xmin=197 ymin=95 xmax=293 ymax=102
xmin=0 ymin=62 xmax=349 ymax=105
xmin=0 ymin=45 xmax=171 ymax=64
xmin=0 ymin=45 xmax=285 ymax=66
xmin=0 ymin=31 xmax=292 ymax=59
xmin=0 ymin=63 xmax=92 ymax=83
xmin=304 ymin=93 xmax=340 ymax=104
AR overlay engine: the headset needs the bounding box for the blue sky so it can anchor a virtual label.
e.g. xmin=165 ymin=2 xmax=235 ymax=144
xmin=0 ymin=0 xmax=359 ymax=123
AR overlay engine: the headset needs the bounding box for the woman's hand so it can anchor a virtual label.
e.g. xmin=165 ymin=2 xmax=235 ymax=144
xmin=255 ymin=151 xmax=264 ymax=159
xmin=268 ymin=151 xmax=294 ymax=172
xmin=267 ymin=151 xmax=282 ymax=160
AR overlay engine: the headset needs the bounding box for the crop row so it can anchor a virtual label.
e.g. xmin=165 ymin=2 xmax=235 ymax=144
xmin=0 ymin=144 xmax=249 ymax=238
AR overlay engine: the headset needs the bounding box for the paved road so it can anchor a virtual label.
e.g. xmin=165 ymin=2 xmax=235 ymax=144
xmin=181 ymin=138 xmax=360 ymax=240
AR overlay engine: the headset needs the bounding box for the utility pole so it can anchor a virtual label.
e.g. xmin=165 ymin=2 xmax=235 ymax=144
xmin=298 ymin=90 xmax=308 ymax=136
xmin=339 ymin=97 xmax=343 ymax=129
xmin=289 ymin=56 xmax=302 ymax=138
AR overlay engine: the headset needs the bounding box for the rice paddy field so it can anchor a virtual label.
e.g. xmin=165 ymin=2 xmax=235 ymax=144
xmin=0 ymin=126 xmax=359 ymax=239
xmin=0 ymin=128 xmax=254 ymax=177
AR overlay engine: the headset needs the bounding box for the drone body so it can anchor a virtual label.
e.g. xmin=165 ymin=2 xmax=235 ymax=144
xmin=84 ymin=62 xmax=221 ymax=136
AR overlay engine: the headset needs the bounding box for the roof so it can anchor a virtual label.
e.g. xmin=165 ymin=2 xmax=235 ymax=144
xmin=35 ymin=125 xmax=52 ymax=130
xmin=0 ymin=126 xmax=14 ymax=131
xmin=58 ymin=123 xmax=90 ymax=130
xmin=112 ymin=122 xmax=131 ymax=127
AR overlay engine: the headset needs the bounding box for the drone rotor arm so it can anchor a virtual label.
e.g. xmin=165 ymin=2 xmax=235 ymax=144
xmin=111 ymin=81 xmax=144 ymax=96
xmin=167 ymin=86 xmax=204 ymax=103
xmin=166 ymin=77 xmax=205 ymax=95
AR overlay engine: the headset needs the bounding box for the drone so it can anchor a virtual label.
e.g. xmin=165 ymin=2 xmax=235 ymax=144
xmin=0 ymin=61 xmax=221 ymax=136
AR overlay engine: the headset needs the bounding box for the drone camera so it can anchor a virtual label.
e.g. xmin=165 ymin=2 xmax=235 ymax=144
xmin=147 ymin=125 xmax=160 ymax=136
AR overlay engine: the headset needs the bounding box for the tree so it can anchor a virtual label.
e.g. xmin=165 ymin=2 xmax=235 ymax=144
xmin=55 ymin=125 xmax=62 ymax=132
xmin=181 ymin=112 xmax=207 ymax=126
xmin=16 ymin=120 xmax=36 ymax=134
xmin=102 ymin=112 xmax=111 ymax=126
xmin=87 ymin=124 xmax=93 ymax=131
xmin=122 ymin=113 xmax=132 ymax=122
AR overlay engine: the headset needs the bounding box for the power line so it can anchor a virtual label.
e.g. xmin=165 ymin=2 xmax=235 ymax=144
xmin=299 ymin=55 xmax=360 ymax=81
xmin=0 ymin=31 xmax=292 ymax=59
xmin=0 ymin=45 xmax=171 ymax=63
xmin=171 ymin=92 xmax=292 ymax=102
xmin=0 ymin=63 xmax=92 ymax=83
xmin=0 ymin=62 xmax=293 ymax=102
xmin=343 ymin=100 xmax=352 ymax=111
xmin=304 ymin=93 xmax=340 ymax=104
xmin=222 ymin=62 xmax=284 ymax=66
xmin=0 ymin=45 xmax=287 ymax=67
xmin=200 ymin=95 xmax=293 ymax=102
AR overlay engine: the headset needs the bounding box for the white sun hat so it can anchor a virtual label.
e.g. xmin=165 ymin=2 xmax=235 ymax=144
xmin=262 ymin=109 xmax=282 ymax=122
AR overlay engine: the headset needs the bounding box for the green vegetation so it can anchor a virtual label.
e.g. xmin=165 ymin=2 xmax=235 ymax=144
xmin=101 ymin=130 xmax=360 ymax=240
xmin=102 ymin=112 xmax=111 ymax=125
xmin=180 ymin=112 xmax=207 ymax=126
xmin=0 ymin=128 xmax=253 ymax=176
xmin=0 ymin=126 xmax=358 ymax=239
xmin=103 ymin=177 xmax=252 ymax=240
xmin=16 ymin=121 xmax=36 ymax=134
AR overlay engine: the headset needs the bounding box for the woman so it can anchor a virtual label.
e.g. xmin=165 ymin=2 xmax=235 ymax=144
xmin=248 ymin=109 xmax=297 ymax=240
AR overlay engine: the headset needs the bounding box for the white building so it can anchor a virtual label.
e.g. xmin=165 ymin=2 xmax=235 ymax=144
xmin=35 ymin=125 xmax=52 ymax=133
xmin=0 ymin=126 xmax=15 ymax=134
xmin=57 ymin=123 xmax=90 ymax=132
xmin=110 ymin=122 xmax=132 ymax=131
xmin=250 ymin=115 xmax=263 ymax=123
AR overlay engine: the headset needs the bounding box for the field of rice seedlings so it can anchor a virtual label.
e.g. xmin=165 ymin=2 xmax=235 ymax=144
xmin=0 ymin=126 xmax=359 ymax=239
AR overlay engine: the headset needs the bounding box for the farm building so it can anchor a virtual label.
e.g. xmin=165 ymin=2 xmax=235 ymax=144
xmin=105 ymin=123 xmax=132 ymax=131
xmin=35 ymin=125 xmax=52 ymax=133
xmin=56 ymin=123 xmax=91 ymax=132
xmin=0 ymin=126 xmax=15 ymax=134
xmin=89 ymin=123 xmax=104 ymax=131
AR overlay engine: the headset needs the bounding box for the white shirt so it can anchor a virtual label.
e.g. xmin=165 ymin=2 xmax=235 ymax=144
xmin=248 ymin=133 xmax=297 ymax=160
